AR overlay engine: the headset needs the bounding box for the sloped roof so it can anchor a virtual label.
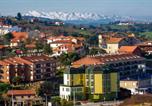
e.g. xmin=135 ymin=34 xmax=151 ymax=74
xmin=119 ymin=46 xmax=138 ymax=53
xmin=7 ymin=90 xmax=36 ymax=96
xmin=107 ymin=37 xmax=124 ymax=44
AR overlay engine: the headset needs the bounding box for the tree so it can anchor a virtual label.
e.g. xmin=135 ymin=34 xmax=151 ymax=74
xmin=18 ymin=41 xmax=27 ymax=53
xmin=12 ymin=76 xmax=22 ymax=85
xmin=43 ymin=43 xmax=53 ymax=55
xmin=59 ymin=52 xmax=80 ymax=66
xmin=38 ymin=81 xmax=54 ymax=97
xmin=16 ymin=12 xmax=22 ymax=20
xmin=35 ymin=40 xmax=43 ymax=52
xmin=3 ymin=33 xmax=14 ymax=41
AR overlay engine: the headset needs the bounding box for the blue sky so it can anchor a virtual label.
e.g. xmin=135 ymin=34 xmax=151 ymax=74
xmin=0 ymin=0 xmax=152 ymax=17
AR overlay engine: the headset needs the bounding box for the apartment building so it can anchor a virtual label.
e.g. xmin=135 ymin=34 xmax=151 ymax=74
xmin=60 ymin=66 xmax=119 ymax=101
xmin=72 ymin=53 xmax=146 ymax=79
xmin=0 ymin=55 xmax=57 ymax=83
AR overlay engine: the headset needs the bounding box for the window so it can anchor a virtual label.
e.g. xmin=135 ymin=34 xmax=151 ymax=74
xmin=36 ymin=64 xmax=41 ymax=68
xmin=46 ymin=68 xmax=50 ymax=72
xmin=62 ymin=88 xmax=64 ymax=91
xmin=67 ymin=81 xmax=70 ymax=85
xmin=36 ymin=70 xmax=41 ymax=73
xmin=36 ymin=75 xmax=41 ymax=79
xmin=66 ymin=88 xmax=69 ymax=92
xmin=67 ymin=74 xmax=69 ymax=79
xmin=46 ymin=63 xmax=50 ymax=67
xmin=77 ymin=88 xmax=82 ymax=92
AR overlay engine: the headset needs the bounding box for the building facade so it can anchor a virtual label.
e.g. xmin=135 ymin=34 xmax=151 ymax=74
xmin=72 ymin=53 xmax=146 ymax=79
xmin=0 ymin=55 xmax=57 ymax=83
xmin=60 ymin=66 xmax=119 ymax=101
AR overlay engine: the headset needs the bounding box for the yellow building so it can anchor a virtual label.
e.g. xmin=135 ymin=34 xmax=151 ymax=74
xmin=60 ymin=65 xmax=119 ymax=101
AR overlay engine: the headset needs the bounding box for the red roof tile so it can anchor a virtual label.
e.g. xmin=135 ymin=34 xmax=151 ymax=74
xmin=119 ymin=46 xmax=138 ymax=53
xmin=7 ymin=90 xmax=36 ymax=96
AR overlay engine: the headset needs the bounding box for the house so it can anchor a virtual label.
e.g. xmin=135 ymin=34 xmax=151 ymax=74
xmin=120 ymin=74 xmax=152 ymax=95
xmin=72 ymin=53 xmax=146 ymax=79
xmin=118 ymin=46 xmax=142 ymax=56
xmin=60 ymin=66 xmax=119 ymax=101
xmin=136 ymin=41 xmax=152 ymax=71
xmin=47 ymin=35 xmax=85 ymax=56
xmin=0 ymin=25 xmax=12 ymax=35
xmin=10 ymin=32 xmax=29 ymax=47
xmin=98 ymin=34 xmax=141 ymax=54
xmin=0 ymin=55 xmax=57 ymax=83
xmin=7 ymin=90 xmax=36 ymax=106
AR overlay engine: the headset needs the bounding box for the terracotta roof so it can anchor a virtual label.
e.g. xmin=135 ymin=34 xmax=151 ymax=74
xmin=7 ymin=90 xmax=36 ymax=96
xmin=107 ymin=37 xmax=124 ymax=44
xmin=0 ymin=45 xmax=5 ymax=49
xmin=11 ymin=32 xmax=28 ymax=42
xmin=51 ymin=40 xmax=74 ymax=44
xmin=0 ymin=61 xmax=9 ymax=65
xmin=119 ymin=46 xmax=138 ymax=53
xmin=72 ymin=53 xmax=144 ymax=67
xmin=25 ymin=44 xmax=36 ymax=48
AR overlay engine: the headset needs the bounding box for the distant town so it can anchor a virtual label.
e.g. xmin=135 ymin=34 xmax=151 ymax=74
xmin=0 ymin=13 xmax=152 ymax=106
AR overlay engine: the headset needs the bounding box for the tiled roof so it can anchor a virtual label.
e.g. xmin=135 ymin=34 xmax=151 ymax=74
xmin=11 ymin=32 xmax=28 ymax=42
xmin=51 ymin=40 xmax=74 ymax=44
xmin=0 ymin=55 xmax=53 ymax=65
xmin=72 ymin=53 xmax=144 ymax=67
xmin=107 ymin=37 xmax=124 ymax=44
xmin=25 ymin=44 xmax=36 ymax=48
xmin=0 ymin=45 xmax=5 ymax=49
xmin=119 ymin=46 xmax=138 ymax=53
xmin=0 ymin=61 xmax=9 ymax=65
xmin=7 ymin=90 xmax=36 ymax=96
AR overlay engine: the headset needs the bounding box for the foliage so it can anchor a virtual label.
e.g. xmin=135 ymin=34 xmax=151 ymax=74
xmin=89 ymin=48 xmax=106 ymax=55
xmin=3 ymin=33 xmax=14 ymax=42
xmin=38 ymin=81 xmax=54 ymax=97
xmin=12 ymin=76 xmax=22 ymax=85
xmin=60 ymin=99 xmax=73 ymax=106
xmin=35 ymin=40 xmax=44 ymax=52
xmin=0 ymin=83 xmax=11 ymax=95
xmin=16 ymin=12 xmax=22 ymax=20
xmin=59 ymin=52 xmax=80 ymax=66
xmin=43 ymin=43 xmax=53 ymax=55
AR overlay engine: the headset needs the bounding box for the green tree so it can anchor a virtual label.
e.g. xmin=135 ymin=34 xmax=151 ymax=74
xmin=38 ymin=81 xmax=54 ymax=97
xmin=16 ymin=12 xmax=22 ymax=20
xmin=19 ymin=41 xmax=27 ymax=53
xmin=3 ymin=33 xmax=14 ymax=42
xmin=12 ymin=76 xmax=22 ymax=85
xmin=35 ymin=40 xmax=43 ymax=52
xmin=43 ymin=43 xmax=53 ymax=55
xmin=59 ymin=52 xmax=80 ymax=66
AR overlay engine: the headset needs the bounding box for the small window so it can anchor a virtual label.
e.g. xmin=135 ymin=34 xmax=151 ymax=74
xmin=66 ymin=88 xmax=69 ymax=92
xmin=46 ymin=63 xmax=50 ymax=67
xmin=36 ymin=64 xmax=41 ymax=68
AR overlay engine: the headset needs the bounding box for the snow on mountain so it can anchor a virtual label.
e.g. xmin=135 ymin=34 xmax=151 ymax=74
xmin=25 ymin=10 xmax=123 ymax=21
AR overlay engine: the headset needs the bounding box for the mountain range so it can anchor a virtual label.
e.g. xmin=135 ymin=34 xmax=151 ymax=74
xmin=23 ymin=10 xmax=151 ymax=24
xmin=24 ymin=11 xmax=135 ymax=24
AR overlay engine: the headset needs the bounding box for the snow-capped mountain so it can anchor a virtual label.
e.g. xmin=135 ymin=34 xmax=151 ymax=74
xmin=25 ymin=10 xmax=131 ymax=22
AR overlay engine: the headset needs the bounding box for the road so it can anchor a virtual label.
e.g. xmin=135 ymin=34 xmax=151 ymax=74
xmin=78 ymin=101 xmax=123 ymax=106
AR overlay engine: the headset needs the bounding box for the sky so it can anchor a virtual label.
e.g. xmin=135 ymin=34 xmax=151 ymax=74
xmin=0 ymin=0 xmax=152 ymax=17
